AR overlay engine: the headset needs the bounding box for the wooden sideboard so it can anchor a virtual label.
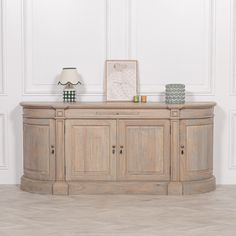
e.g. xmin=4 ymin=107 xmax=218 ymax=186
xmin=20 ymin=102 xmax=216 ymax=195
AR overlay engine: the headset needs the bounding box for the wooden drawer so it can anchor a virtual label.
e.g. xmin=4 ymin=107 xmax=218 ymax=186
xmin=65 ymin=109 xmax=170 ymax=119
xmin=23 ymin=108 xmax=55 ymax=119
xmin=180 ymin=108 xmax=214 ymax=119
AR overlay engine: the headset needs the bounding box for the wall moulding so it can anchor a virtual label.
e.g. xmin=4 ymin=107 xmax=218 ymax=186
xmin=229 ymin=111 xmax=236 ymax=170
xmin=22 ymin=0 xmax=110 ymax=96
xmin=0 ymin=0 xmax=6 ymax=95
xmin=126 ymin=0 xmax=216 ymax=96
xmin=0 ymin=112 xmax=8 ymax=170
xmin=230 ymin=0 xmax=236 ymax=95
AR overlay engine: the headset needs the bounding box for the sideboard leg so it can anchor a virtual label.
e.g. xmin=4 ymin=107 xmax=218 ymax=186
xmin=53 ymin=110 xmax=68 ymax=195
xmin=53 ymin=181 xmax=69 ymax=195
xmin=170 ymin=117 xmax=180 ymax=182
xmin=168 ymin=182 xmax=183 ymax=195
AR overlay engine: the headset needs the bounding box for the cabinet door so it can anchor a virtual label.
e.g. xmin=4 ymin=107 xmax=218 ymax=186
xmin=180 ymin=118 xmax=213 ymax=181
xmin=23 ymin=118 xmax=55 ymax=180
xmin=117 ymin=120 xmax=170 ymax=181
xmin=65 ymin=120 xmax=116 ymax=181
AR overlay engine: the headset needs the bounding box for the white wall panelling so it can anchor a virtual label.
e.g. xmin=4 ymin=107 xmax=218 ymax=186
xmin=0 ymin=0 xmax=3 ymax=94
xmin=106 ymin=0 xmax=131 ymax=59
xmin=230 ymin=0 xmax=236 ymax=95
xmin=23 ymin=0 xmax=109 ymax=96
xmin=0 ymin=0 xmax=6 ymax=95
xmin=229 ymin=111 xmax=236 ymax=169
xmin=229 ymin=0 xmax=236 ymax=176
xmin=128 ymin=0 xmax=215 ymax=95
xmin=0 ymin=113 xmax=8 ymax=169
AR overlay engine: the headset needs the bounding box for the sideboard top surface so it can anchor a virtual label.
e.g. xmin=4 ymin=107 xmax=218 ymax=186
xmin=20 ymin=102 xmax=216 ymax=110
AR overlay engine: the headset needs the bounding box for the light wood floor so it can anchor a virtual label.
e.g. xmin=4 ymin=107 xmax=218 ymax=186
xmin=0 ymin=186 xmax=236 ymax=236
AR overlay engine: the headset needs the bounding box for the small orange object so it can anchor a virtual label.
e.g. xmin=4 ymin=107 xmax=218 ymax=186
xmin=141 ymin=96 xmax=147 ymax=103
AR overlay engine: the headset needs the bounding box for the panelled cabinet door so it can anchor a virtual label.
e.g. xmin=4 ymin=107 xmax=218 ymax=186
xmin=23 ymin=118 xmax=55 ymax=180
xmin=117 ymin=120 xmax=170 ymax=181
xmin=65 ymin=120 xmax=116 ymax=181
xmin=180 ymin=118 xmax=213 ymax=181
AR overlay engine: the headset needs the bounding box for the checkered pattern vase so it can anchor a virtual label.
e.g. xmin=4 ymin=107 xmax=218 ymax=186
xmin=63 ymin=89 xmax=76 ymax=102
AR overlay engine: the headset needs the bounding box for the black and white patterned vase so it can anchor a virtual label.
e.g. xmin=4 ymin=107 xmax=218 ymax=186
xmin=63 ymin=89 xmax=76 ymax=102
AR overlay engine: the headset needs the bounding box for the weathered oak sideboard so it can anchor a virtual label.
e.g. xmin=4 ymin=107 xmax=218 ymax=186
xmin=20 ymin=102 xmax=216 ymax=195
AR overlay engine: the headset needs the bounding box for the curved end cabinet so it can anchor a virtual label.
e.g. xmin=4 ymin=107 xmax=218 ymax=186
xmin=20 ymin=102 xmax=216 ymax=195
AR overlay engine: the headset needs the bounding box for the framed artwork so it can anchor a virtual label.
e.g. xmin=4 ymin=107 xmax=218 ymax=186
xmin=106 ymin=60 xmax=138 ymax=101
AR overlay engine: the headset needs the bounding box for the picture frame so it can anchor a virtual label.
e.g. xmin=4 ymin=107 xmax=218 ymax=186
xmin=105 ymin=60 xmax=138 ymax=101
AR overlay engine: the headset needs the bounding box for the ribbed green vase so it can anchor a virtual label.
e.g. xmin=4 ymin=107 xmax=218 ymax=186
xmin=165 ymin=84 xmax=185 ymax=104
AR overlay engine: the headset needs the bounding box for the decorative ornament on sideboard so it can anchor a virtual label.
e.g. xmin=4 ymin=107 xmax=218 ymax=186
xmin=58 ymin=68 xmax=82 ymax=102
xmin=165 ymin=84 xmax=185 ymax=104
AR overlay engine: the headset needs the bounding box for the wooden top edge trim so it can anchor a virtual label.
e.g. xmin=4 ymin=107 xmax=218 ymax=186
xmin=20 ymin=102 xmax=216 ymax=109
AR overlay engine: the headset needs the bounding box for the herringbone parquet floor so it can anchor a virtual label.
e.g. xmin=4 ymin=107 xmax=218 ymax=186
xmin=0 ymin=185 xmax=236 ymax=236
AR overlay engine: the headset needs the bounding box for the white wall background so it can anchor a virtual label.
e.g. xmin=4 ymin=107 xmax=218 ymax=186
xmin=0 ymin=0 xmax=235 ymax=184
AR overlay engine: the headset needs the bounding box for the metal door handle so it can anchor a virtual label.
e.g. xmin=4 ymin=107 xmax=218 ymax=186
xmin=180 ymin=145 xmax=184 ymax=155
xmin=112 ymin=145 xmax=116 ymax=154
xmin=51 ymin=145 xmax=55 ymax=155
xmin=120 ymin=146 xmax=124 ymax=155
